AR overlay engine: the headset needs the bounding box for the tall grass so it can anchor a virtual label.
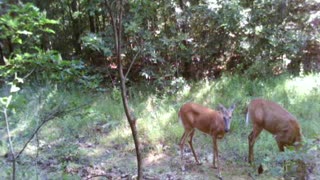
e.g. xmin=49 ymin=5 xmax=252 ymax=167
xmin=136 ymin=73 xmax=319 ymax=142
xmin=0 ymin=73 xmax=319 ymax=178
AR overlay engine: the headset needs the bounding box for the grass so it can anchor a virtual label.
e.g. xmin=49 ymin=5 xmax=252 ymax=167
xmin=0 ymin=73 xmax=319 ymax=179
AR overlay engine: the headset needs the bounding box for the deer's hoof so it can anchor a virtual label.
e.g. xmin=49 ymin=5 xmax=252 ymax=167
xmin=196 ymin=162 xmax=202 ymax=165
xmin=216 ymin=174 xmax=223 ymax=180
xmin=181 ymin=165 xmax=186 ymax=172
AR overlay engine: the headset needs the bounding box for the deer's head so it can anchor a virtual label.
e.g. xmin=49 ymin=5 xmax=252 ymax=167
xmin=218 ymin=103 xmax=236 ymax=132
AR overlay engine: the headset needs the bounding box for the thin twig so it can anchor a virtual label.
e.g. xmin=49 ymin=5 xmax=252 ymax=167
xmin=15 ymin=119 xmax=45 ymax=159
xmin=86 ymin=174 xmax=111 ymax=180
xmin=125 ymin=49 xmax=141 ymax=79
xmin=22 ymin=68 xmax=35 ymax=80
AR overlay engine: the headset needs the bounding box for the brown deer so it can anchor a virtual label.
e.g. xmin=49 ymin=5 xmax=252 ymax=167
xmin=246 ymin=98 xmax=303 ymax=164
xmin=178 ymin=102 xmax=236 ymax=178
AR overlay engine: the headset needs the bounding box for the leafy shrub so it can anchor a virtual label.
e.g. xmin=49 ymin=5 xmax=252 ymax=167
xmin=0 ymin=3 xmax=58 ymax=54
xmin=261 ymin=138 xmax=320 ymax=178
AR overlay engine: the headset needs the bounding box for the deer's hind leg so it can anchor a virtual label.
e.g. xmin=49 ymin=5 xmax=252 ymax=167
xmin=179 ymin=129 xmax=194 ymax=161
xmin=187 ymin=129 xmax=201 ymax=164
xmin=179 ymin=128 xmax=194 ymax=171
xmin=248 ymin=126 xmax=263 ymax=164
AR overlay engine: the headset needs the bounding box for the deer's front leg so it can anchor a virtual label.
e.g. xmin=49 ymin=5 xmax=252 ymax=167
xmin=212 ymin=137 xmax=222 ymax=178
xmin=212 ymin=137 xmax=218 ymax=168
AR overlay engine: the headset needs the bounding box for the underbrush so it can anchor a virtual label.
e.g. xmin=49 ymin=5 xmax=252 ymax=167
xmin=0 ymin=73 xmax=319 ymax=179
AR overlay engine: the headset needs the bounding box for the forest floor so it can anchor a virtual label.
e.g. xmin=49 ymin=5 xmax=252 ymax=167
xmin=1 ymin=117 xmax=319 ymax=179
xmin=1 ymin=120 xmax=319 ymax=179
xmin=33 ymin=128 xmax=318 ymax=180
xmin=59 ymin=135 xmax=255 ymax=180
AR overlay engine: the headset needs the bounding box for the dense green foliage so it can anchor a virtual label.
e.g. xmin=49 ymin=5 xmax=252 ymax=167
xmin=1 ymin=0 xmax=319 ymax=84
xmin=0 ymin=0 xmax=319 ymax=179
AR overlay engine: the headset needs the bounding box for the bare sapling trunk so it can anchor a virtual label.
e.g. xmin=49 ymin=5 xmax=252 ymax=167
xmin=3 ymin=106 xmax=16 ymax=180
xmin=106 ymin=0 xmax=142 ymax=179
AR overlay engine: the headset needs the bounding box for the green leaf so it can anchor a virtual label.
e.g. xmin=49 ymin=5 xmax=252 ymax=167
xmin=0 ymin=97 xmax=9 ymax=106
xmin=13 ymin=37 xmax=23 ymax=44
xmin=10 ymin=84 xmax=20 ymax=93
xmin=40 ymin=18 xmax=59 ymax=25
xmin=42 ymin=28 xmax=56 ymax=34
xmin=17 ymin=30 xmax=33 ymax=35
xmin=6 ymin=19 xmax=18 ymax=28
xmin=5 ymin=95 xmax=12 ymax=108
xmin=15 ymin=76 xmax=24 ymax=83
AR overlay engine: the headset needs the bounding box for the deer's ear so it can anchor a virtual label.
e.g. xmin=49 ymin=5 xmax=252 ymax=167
xmin=230 ymin=103 xmax=236 ymax=111
xmin=218 ymin=104 xmax=226 ymax=112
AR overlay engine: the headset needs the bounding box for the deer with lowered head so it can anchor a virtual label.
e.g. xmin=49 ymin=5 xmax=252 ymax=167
xmin=246 ymin=98 xmax=303 ymax=165
xmin=178 ymin=102 xmax=236 ymax=179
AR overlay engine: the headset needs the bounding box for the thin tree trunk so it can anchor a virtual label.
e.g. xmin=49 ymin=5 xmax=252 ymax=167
xmin=69 ymin=0 xmax=81 ymax=55
xmin=88 ymin=12 xmax=96 ymax=33
xmin=178 ymin=0 xmax=192 ymax=79
xmin=4 ymin=107 xmax=16 ymax=180
xmin=105 ymin=0 xmax=142 ymax=179
xmin=88 ymin=0 xmax=96 ymax=33
xmin=0 ymin=43 xmax=5 ymax=65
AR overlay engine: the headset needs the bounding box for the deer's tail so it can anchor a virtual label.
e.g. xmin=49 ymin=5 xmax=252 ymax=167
xmin=178 ymin=111 xmax=182 ymax=125
xmin=246 ymin=111 xmax=250 ymax=126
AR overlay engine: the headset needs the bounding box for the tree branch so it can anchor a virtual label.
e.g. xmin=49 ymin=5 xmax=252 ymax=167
xmin=15 ymin=103 xmax=90 ymax=159
xmin=125 ymin=49 xmax=141 ymax=80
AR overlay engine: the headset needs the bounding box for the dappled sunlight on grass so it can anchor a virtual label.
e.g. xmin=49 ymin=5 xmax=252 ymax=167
xmin=80 ymin=147 xmax=104 ymax=157
xmin=9 ymin=117 xmax=31 ymax=138
xmin=284 ymin=74 xmax=320 ymax=97
xmin=176 ymin=83 xmax=191 ymax=101
xmin=102 ymin=123 xmax=135 ymax=149
xmin=143 ymin=153 xmax=169 ymax=166
xmin=137 ymin=96 xmax=181 ymax=144
xmin=192 ymin=80 xmax=215 ymax=104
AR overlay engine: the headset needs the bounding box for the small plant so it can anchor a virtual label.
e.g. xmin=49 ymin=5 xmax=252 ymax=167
xmin=260 ymin=138 xmax=320 ymax=179
xmin=111 ymin=87 xmax=122 ymax=102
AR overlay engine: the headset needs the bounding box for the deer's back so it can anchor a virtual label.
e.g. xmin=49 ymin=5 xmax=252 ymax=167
xmin=249 ymin=98 xmax=302 ymax=143
xmin=179 ymin=102 xmax=225 ymax=137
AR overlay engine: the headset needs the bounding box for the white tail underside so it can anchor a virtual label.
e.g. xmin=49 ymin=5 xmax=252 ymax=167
xmin=178 ymin=115 xmax=182 ymax=125
xmin=178 ymin=115 xmax=187 ymax=129
xmin=246 ymin=111 xmax=250 ymax=126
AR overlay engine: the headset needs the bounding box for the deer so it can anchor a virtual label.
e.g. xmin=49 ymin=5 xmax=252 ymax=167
xmin=178 ymin=102 xmax=236 ymax=179
xmin=246 ymin=98 xmax=303 ymax=169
